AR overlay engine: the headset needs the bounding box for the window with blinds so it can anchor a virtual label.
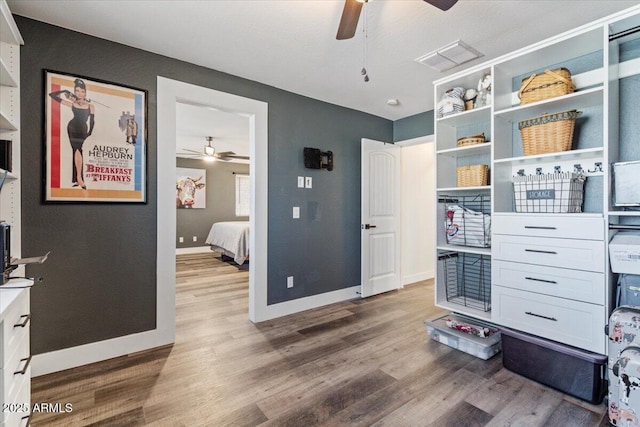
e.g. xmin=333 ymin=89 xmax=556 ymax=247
xmin=235 ymin=174 xmax=250 ymax=216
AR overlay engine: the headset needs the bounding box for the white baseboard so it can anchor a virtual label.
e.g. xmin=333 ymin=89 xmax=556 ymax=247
xmin=402 ymin=270 xmax=434 ymax=286
xmin=255 ymin=285 xmax=361 ymax=322
xmin=32 ymin=285 xmax=361 ymax=375
xmin=32 ymin=329 xmax=173 ymax=377
xmin=176 ymin=246 xmax=211 ymax=255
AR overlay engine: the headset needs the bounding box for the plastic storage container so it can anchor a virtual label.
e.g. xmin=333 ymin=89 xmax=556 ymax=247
xmin=424 ymin=314 xmax=501 ymax=360
xmin=501 ymin=327 xmax=607 ymax=404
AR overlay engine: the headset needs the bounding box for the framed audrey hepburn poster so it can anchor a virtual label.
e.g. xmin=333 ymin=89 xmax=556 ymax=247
xmin=44 ymin=70 xmax=147 ymax=203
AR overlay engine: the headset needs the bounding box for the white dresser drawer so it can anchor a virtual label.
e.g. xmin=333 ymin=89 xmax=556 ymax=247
xmin=492 ymin=260 xmax=605 ymax=305
xmin=2 ymin=367 xmax=31 ymax=427
xmin=1 ymin=290 xmax=30 ymax=368
xmin=492 ymin=286 xmax=606 ymax=354
xmin=493 ymin=214 xmax=604 ymax=240
xmin=492 ymin=234 xmax=604 ymax=272
xmin=2 ymin=331 xmax=30 ymax=400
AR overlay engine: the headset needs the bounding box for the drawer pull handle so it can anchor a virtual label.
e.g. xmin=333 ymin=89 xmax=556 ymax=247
xmin=21 ymin=414 xmax=31 ymax=427
xmin=525 ymin=249 xmax=557 ymax=255
xmin=14 ymin=314 xmax=31 ymax=328
xmin=14 ymin=355 xmax=32 ymax=375
xmin=524 ymin=226 xmax=557 ymax=230
xmin=525 ymin=277 xmax=558 ymax=284
xmin=525 ymin=311 xmax=557 ymax=322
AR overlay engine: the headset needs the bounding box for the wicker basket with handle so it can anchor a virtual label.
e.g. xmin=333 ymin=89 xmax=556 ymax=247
xmin=457 ymin=133 xmax=486 ymax=148
xmin=518 ymin=68 xmax=575 ymax=105
xmin=519 ymin=110 xmax=581 ymax=156
xmin=457 ymin=165 xmax=488 ymax=187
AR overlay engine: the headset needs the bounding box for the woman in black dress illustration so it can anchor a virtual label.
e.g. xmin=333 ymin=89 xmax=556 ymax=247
xmin=49 ymin=78 xmax=95 ymax=189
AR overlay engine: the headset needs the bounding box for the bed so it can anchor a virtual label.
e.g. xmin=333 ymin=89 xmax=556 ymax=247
xmin=205 ymin=221 xmax=250 ymax=264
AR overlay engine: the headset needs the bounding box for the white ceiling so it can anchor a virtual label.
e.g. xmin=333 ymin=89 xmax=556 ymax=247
xmin=176 ymin=103 xmax=250 ymax=161
xmin=9 ymin=0 xmax=640 ymax=122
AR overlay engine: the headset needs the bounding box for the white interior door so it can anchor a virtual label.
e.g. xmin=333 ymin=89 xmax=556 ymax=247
xmin=361 ymin=138 xmax=401 ymax=298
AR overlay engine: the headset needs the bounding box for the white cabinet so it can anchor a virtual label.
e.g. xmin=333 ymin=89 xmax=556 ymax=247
xmin=433 ymin=5 xmax=640 ymax=355
xmin=1 ymin=287 xmax=31 ymax=427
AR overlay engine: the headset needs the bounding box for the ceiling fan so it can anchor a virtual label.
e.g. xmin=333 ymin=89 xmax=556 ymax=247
xmin=336 ymin=0 xmax=458 ymax=40
xmin=178 ymin=137 xmax=249 ymax=162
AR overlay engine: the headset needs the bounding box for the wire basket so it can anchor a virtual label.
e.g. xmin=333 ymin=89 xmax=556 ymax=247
xmin=519 ymin=110 xmax=581 ymax=156
xmin=513 ymin=172 xmax=585 ymax=213
xmin=457 ymin=165 xmax=488 ymax=187
xmin=441 ymin=194 xmax=491 ymax=248
xmin=518 ymin=68 xmax=575 ymax=105
xmin=440 ymin=252 xmax=491 ymax=312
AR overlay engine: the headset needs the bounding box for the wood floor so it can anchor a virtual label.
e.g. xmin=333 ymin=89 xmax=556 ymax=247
xmin=31 ymin=252 xmax=608 ymax=426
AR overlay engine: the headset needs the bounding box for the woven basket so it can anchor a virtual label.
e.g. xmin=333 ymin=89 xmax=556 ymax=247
xmin=457 ymin=133 xmax=486 ymax=148
xmin=457 ymin=165 xmax=488 ymax=187
xmin=519 ymin=110 xmax=581 ymax=156
xmin=518 ymin=68 xmax=575 ymax=105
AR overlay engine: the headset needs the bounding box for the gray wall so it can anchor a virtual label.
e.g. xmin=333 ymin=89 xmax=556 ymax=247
xmin=20 ymin=16 xmax=392 ymax=354
xmin=393 ymin=110 xmax=434 ymax=142
xmin=176 ymin=158 xmax=249 ymax=249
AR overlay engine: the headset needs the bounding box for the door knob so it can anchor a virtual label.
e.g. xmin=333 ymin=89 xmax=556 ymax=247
xmin=363 ymin=224 xmax=377 ymax=229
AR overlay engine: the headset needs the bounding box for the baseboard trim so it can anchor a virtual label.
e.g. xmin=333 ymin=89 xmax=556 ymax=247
xmin=176 ymin=246 xmax=211 ymax=255
xmin=255 ymin=285 xmax=361 ymax=322
xmin=402 ymin=271 xmax=434 ymax=286
xmin=32 ymin=285 xmax=361 ymax=375
xmin=32 ymin=329 xmax=173 ymax=377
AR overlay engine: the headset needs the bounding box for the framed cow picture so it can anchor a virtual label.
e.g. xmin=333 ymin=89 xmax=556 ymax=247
xmin=176 ymin=167 xmax=206 ymax=209
xmin=44 ymin=70 xmax=147 ymax=203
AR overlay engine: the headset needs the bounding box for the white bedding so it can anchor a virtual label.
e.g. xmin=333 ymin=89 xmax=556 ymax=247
xmin=205 ymin=221 xmax=250 ymax=264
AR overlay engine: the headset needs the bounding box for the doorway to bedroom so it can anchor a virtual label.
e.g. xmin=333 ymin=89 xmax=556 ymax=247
xmin=157 ymin=78 xmax=269 ymax=338
xmin=175 ymin=103 xmax=251 ymax=265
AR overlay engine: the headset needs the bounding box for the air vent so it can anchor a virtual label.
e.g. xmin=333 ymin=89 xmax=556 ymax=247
xmin=415 ymin=39 xmax=483 ymax=72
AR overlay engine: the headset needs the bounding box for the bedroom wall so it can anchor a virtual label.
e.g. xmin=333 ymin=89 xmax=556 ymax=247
xmin=20 ymin=16 xmax=392 ymax=355
xmin=175 ymin=158 xmax=249 ymax=249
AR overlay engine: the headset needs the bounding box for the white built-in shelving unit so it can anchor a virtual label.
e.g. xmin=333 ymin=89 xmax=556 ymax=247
xmin=0 ymin=1 xmax=30 ymax=424
xmin=433 ymin=5 xmax=640 ymax=354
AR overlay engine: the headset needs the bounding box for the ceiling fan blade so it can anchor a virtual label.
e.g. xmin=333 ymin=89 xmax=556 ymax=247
xmin=423 ymin=0 xmax=458 ymax=11
xmin=181 ymin=148 xmax=202 ymax=154
xmin=215 ymin=151 xmax=236 ymax=157
xmin=336 ymin=0 xmax=363 ymax=40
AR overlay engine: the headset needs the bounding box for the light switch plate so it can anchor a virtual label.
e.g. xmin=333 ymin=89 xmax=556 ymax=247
xmin=297 ymin=176 xmax=305 ymax=188
xmin=305 ymin=177 xmax=312 ymax=188
xmin=293 ymin=206 xmax=300 ymax=219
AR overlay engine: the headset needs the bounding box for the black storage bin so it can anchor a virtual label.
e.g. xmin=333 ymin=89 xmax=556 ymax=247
xmin=500 ymin=327 xmax=607 ymax=404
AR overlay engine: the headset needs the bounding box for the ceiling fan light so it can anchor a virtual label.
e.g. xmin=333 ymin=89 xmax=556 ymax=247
xmin=204 ymin=155 xmax=215 ymax=162
xmin=204 ymin=145 xmax=215 ymax=156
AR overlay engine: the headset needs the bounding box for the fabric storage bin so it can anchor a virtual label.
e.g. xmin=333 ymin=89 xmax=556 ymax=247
xmin=517 ymin=68 xmax=575 ymax=105
xmin=619 ymin=274 xmax=640 ymax=307
xmin=425 ymin=314 xmax=501 ymax=360
xmin=501 ymin=327 xmax=607 ymax=404
xmin=513 ymin=172 xmax=585 ymax=213
xmin=612 ymin=160 xmax=640 ymax=207
xmin=609 ymin=232 xmax=640 ymax=274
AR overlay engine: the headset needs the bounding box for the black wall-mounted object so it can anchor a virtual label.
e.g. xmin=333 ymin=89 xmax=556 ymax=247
xmin=304 ymin=147 xmax=333 ymax=171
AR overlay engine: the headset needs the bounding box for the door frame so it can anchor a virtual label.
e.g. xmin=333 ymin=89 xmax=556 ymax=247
xmin=158 ymin=77 xmax=269 ymax=329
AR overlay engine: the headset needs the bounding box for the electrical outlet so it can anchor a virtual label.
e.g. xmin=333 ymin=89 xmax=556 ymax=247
xmin=297 ymin=176 xmax=305 ymax=188
xmin=193 ymin=236 xmax=197 ymax=242
xmin=287 ymin=276 xmax=294 ymax=288
xmin=305 ymin=177 xmax=312 ymax=188
xmin=179 ymin=237 xmax=184 ymax=243
xmin=293 ymin=206 xmax=300 ymax=219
